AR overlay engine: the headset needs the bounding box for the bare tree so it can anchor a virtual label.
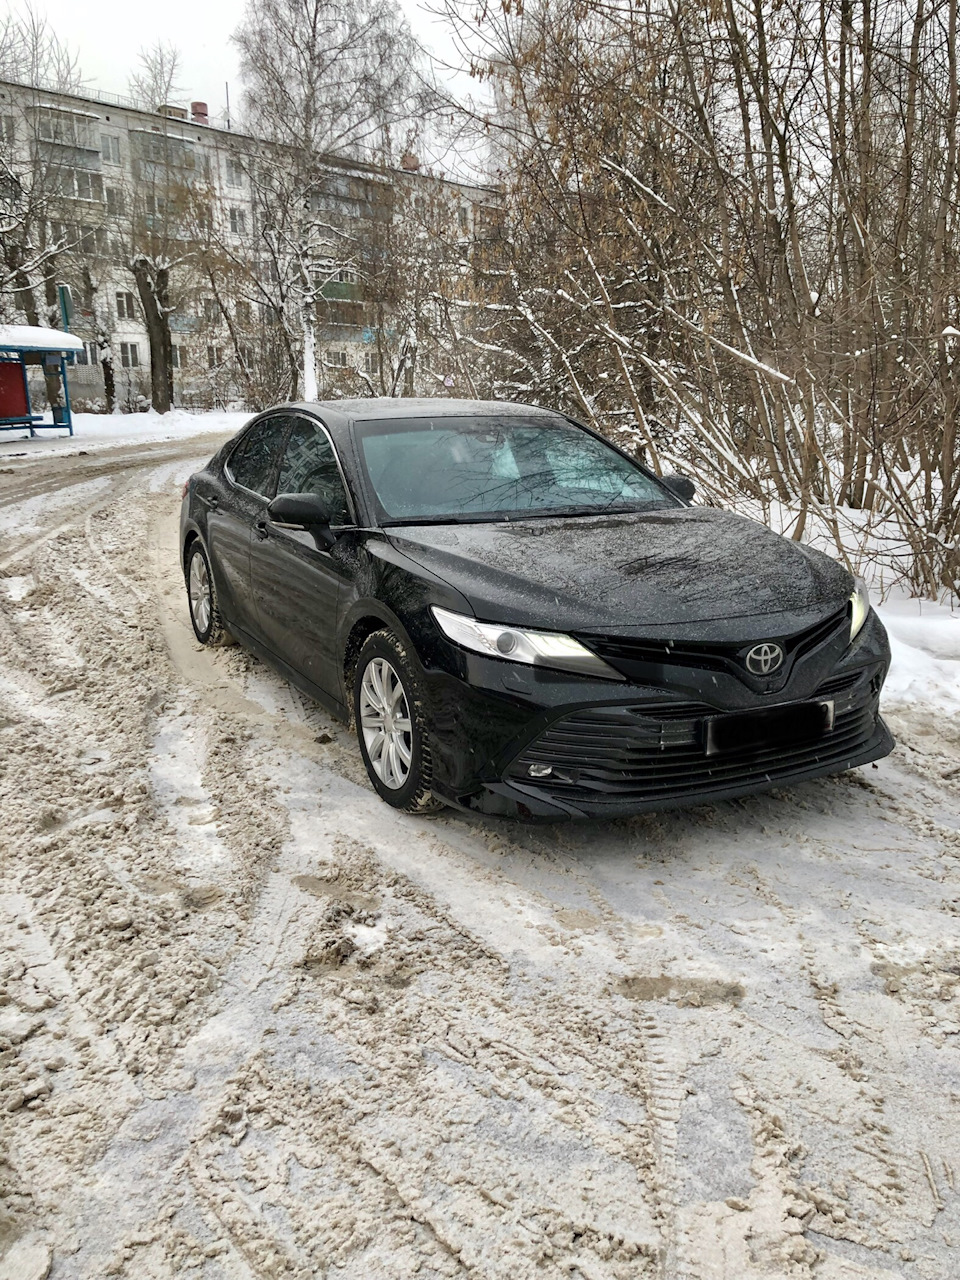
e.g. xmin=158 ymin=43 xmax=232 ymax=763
xmin=128 ymin=40 xmax=183 ymax=110
xmin=233 ymin=0 xmax=431 ymax=397
xmin=234 ymin=0 xmax=426 ymax=161
xmin=0 ymin=5 xmax=82 ymax=91
xmin=120 ymin=42 xmax=195 ymax=413
xmin=442 ymin=0 xmax=960 ymax=598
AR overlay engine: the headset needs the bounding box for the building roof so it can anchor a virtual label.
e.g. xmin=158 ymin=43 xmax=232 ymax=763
xmin=0 ymin=325 xmax=85 ymax=354
xmin=0 ymin=77 xmax=501 ymax=198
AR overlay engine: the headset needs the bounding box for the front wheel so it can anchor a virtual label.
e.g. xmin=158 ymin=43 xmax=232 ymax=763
xmin=353 ymin=631 xmax=444 ymax=814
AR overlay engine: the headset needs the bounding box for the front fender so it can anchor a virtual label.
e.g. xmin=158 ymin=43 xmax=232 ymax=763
xmin=335 ymin=532 xmax=472 ymax=677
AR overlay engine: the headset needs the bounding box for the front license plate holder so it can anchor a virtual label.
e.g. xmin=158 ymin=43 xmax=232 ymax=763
xmin=704 ymin=700 xmax=835 ymax=757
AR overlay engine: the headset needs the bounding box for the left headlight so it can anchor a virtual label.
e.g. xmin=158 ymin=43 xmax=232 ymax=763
xmin=849 ymin=577 xmax=870 ymax=642
xmin=431 ymin=605 xmax=623 ymax=680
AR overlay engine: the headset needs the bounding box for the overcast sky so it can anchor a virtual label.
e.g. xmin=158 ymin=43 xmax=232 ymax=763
xmin=25 ymin=0 xmax=459 ymax=123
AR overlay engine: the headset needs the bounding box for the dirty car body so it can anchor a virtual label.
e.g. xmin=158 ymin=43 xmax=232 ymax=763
xmin=180 ymin=399 xmax=894 ymax=819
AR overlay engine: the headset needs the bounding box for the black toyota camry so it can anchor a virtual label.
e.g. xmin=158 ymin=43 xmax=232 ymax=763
xmin=180 ymin=398 xmax=894 ymax=819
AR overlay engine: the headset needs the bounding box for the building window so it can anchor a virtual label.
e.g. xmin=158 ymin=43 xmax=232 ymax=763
xmin=203 ymin=297 xmax=218 ymax=323
xmin=207 ymin=345 xmax=223 ymax=368
xmin=170 ymin=345 xmax=180 ymax=369
xmin=225 ymin=157 xmax=243 ymax=186
xmin=75 ymin=341 xmax=99 ymax=366
xmin=459 ymin=206 xmax=469 ymax=232
xmin=1 ymin=116 xmax=14 ymax=145
xmin=229 ymin=207 xmax=246 ymax=234
xmin=327 ymin=349 xmax=348 ymax=367
xmin=78 ymin=171 xmax=103 ymax=202
xmin=239 ymin=344 xmax=255 ymax=365
xmin=120 ymin=342 xmax=139 ymax=368
xmin=101 ymin=134 xmax=121 ymax=164
xmin=116 ymin=291 xmax=137 ymax=320
xmin=38 ymin=111 xmax=92 ymax=147
xmin=145 ymin=192 xmax=166 ymax=218
xmin=105 ymin=186 xmax=123 ymax=215
xmin=363 ymin=351 xmax=379 ymax=376
xmin=333 ymin=267 xmax=357 ymax=284
xmin=61 ymin=170 xmax=103 ymax=201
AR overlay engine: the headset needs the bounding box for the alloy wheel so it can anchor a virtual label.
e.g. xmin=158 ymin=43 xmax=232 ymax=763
xmin=359 ymin=656 xmax=413 ymax=789
xmin=189 ymin=551 xmax=212 ymax=636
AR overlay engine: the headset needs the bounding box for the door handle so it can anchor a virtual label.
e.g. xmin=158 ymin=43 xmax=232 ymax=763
xmin=254 ymin=519 xmax=269 ymax=540
xmin=201 ymin=493 xmax=219 ymax=509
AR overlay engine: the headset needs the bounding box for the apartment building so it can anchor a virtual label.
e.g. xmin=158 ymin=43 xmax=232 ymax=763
xmin=0 ymin=78 xmax=499 ymax=410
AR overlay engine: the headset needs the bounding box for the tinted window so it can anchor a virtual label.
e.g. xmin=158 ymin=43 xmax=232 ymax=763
xmin=354 ymin=416 xmax=670 ymax=522
xmin=228 ymin=415 xmax=288 ymax=496
xmin=277 ymin=417 xmax=350 ymax=524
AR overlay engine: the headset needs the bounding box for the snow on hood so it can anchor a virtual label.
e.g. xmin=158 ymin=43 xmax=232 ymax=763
xmin=388 ymin=506 xmax=853 ymax=640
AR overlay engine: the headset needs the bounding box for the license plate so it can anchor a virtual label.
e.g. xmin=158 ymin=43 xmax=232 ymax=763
xmin=704 ymin=701 xmax=835 ymax=756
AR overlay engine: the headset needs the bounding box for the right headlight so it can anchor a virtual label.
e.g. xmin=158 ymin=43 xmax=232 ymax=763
xmin=430 ymin=605 xmax=623 ymax=680
xmin=849 ymin=577 xmax=870 ymax=643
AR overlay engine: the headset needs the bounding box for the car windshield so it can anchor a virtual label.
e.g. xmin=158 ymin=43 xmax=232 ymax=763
xmin=354 ymin=415 xmax=672 ymax=523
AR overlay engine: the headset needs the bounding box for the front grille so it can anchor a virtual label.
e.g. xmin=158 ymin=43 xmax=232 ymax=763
xmin=507 ymin=696 xmax=879 ymax=807
xmin=815 ymin=669 xmax=862 ymax=698
xmin=579 ymin=607 xmax=848 ymax=682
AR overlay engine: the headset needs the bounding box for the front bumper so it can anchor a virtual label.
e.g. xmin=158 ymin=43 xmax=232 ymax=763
xmin=422 ymin=610 xmax=894 ymax=820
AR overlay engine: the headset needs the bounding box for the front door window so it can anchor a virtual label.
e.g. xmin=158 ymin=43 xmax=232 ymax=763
xmin=276 ymin=417 xmax=350 ymax=523
xmin=228 ymin=414 xmax=290 ymax=497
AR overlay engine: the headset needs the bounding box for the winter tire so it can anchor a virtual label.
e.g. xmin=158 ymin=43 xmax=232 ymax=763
xmin=354 ymin=630 xmax=444 ymax=813
xmin=186 ymin=541 xmax=230 ymax=645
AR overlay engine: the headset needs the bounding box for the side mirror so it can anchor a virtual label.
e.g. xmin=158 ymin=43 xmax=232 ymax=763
xmin=267 ymin=492 xmax=338 ymax=547
xmin=661 ymin=474 xmax=696 ymax=502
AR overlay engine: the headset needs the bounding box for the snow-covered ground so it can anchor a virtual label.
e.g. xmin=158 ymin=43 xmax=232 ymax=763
xmin=877 ymin=597 xmax=960 ymax=716
xmin=0 ymin=408 xmax=250 ymax=460
xmin=0 ymin=421 xmax=959 ymax=1280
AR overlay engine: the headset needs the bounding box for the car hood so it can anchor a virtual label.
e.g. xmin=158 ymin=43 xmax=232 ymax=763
xmin=385 ymin=507 xmax=853 ymax=640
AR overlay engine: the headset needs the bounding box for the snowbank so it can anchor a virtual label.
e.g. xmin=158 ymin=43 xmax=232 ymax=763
xmin=876 ymin=595 xmax=960 ymax=715
xmin=0 ymin=408 xmax=249 ymax=458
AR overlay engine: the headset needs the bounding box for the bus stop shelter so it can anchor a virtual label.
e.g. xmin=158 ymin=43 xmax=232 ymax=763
xmin=0 ymin=325 xmax=84 ymax=438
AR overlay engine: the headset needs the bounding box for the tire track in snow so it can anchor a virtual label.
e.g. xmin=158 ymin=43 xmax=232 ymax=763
xmin=1 ymin=444 xmax=959 ymax=1278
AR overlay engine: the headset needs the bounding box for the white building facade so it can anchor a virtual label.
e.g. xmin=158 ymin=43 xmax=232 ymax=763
xmin=0 ymin=78 xmax=498 ymax=411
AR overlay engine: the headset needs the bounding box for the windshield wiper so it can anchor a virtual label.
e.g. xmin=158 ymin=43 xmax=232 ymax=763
xmin=379 ymin=504 xmax=661 ymax=528
xmin=380 ymin=514 xmax=497 ymax=527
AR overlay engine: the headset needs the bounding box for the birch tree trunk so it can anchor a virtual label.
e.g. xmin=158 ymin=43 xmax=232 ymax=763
xmin=302 ymin=299 xmax=318 ymax=402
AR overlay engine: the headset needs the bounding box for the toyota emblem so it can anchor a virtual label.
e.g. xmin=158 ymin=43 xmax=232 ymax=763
xmin=745 ymin=642 xmax=784 ymax=675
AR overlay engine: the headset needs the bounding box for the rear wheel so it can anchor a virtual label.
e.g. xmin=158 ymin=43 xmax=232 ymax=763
xmin=186 ymin=541 xmax=230 ymax=645
xmin=354 ymin=630 xmax=444 ymax=813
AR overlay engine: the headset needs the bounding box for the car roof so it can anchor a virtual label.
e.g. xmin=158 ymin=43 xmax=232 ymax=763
xmin=284 ymin=397 xmax=570 ymax=441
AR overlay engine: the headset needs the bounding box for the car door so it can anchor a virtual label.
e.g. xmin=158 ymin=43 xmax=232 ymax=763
xmin=206 ymin=413 xmax=290 ymax=638
xmin=249 ymin=413 xmax=354 ymax=700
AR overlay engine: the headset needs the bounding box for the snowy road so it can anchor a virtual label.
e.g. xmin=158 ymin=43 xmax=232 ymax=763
xmin=1 ymin=436 xmax=959 ymax=1280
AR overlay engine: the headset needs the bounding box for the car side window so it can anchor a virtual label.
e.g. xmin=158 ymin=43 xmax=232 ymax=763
xmin=277 ymin=417 xmax=350 ymax=524
xmin=228 ymin=415 xmax=288 ymax=497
